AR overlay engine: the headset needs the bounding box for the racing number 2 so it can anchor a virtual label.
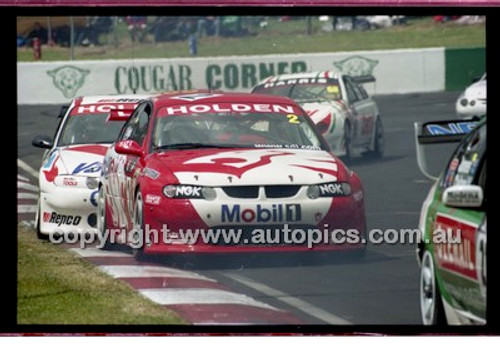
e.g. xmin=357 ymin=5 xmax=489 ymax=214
xmin=287 ymin=114 xmax=300 ymax=124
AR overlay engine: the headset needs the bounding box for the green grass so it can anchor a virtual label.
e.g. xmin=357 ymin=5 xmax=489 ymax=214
xmin=17 ymin=17 xmax=485 ymax=62
xmin=17 ymin=224 xmax=186 ymax=324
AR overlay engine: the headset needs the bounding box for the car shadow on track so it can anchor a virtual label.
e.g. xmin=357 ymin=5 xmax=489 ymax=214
xmin=101 ymin=244 xmax=397 ymax=271
xmin=342 ymin=154 xmax=406 ymax=168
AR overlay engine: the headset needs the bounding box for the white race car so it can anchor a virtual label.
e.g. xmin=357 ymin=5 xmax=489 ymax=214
xmin=252 ymin=70 xmax=384 ymax=160
xmin=32 ymin=94 xmax=151 ymax=239
xmin=455 ymin=73 xmax=486 ymax=118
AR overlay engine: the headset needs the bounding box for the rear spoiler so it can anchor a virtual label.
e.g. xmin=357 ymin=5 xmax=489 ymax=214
xmin=417 ymin=119 xmax=479 ymax=144
xmin=414 ymin=118 xmax=480 ymax=180
xmin=352 ymin=75 xmax=376 ymax=84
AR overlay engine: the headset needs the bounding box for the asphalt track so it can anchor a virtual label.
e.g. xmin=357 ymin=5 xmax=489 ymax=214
xmin=17 ymin=91 xmax=462 ymax=325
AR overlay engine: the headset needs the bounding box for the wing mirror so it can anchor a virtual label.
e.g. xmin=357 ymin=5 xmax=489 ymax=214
xmin=443 ymin=185 xmax=483 ymax=208
xmin=32 ymin=135 xmax=53 ymax=149
xmin=115 ymin=140 xmax=143 ymax=156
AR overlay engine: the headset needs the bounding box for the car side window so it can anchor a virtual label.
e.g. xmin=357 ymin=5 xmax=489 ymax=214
xmin=351 ymin=80 xmax=366 ymax=101
xmin=254 ymin=85 xmax=293 ymax=98
xmin=53 ymin=104 xmax=70 ymax=142
xmin=119 ymin=102 xmax=151 ymax=146
xmin=343 ymin=77 xmax=359 ymax=103
xmin=53 ymin=117 xmax=65 ymax=142
xmin=357 ymin=83 xmax=369 ymax=100
xmin=441 ymin=124 xmax=486 ymax=189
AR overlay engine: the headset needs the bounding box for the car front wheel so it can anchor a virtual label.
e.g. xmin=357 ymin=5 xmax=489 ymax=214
xmin=35 ymin=200 xmax=49 ymax=240
xmin=97 ymin=185 xmax=113 ymax=250
xmin=132 ymin=191 xmax=147 ymax=261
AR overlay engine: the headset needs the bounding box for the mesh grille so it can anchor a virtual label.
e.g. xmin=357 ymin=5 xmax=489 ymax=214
xmin=222 ymin=186 xmax=259 ymax=198
xmin=265 ymin=185 xmax=301 ymax=198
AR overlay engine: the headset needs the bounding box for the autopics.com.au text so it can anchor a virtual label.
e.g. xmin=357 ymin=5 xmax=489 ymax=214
xmin=48 ymin=224 xmax=461 ymax=249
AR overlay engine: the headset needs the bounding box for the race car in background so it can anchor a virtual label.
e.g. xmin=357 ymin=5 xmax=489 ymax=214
xmin=99 ymin=91 xmax=367 ymax=259
xmin=455 ymin=73 xmax=486 ymax=119
xmin=32 ymin=94 xmax=151 ymax=239
xmin=414 ymin=118 xmax=486 ymax=324
xmin=251 ymin=70 xmax=383 ymax=161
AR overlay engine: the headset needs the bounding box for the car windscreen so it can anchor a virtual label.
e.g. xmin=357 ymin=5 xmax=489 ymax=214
xmin=152 ymin=111 xmax=325 ymax=151
xmin=57 ymin=113 xmax=124 ymax=146
xmin=254 ymin=81 xmax=342 ymax=103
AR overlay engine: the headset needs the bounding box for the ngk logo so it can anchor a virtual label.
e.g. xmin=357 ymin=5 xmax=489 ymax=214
xmin=319 ymin=183 xmax=343 ymax=195
xmin=176 ymin=186 xmax=202 ymax=197
xmin=221 ymin=204 xmax=302 ymax=223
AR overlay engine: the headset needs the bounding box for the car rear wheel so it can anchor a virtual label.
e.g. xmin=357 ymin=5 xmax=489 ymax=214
xmin=420 ymin=250 xmax=446 ymax=325
xmin=363 ymin=116 xmax=384 ymax=159
xmin=343 ymin=122 xmax=354 ymax=162
xmin=132 ymin=191 xmax=147 ymax=261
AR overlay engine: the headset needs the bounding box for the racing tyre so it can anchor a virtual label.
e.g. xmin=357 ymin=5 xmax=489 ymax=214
xmin=363 ymin=117 xmax=384 ymax=159
xmin=97 ymin=185 xmax=113 ymax=250
xmin=35 ymin=201 xmax=49 ymax=241
xmin=132 ymin=191 xmax=147 ymax=261
xmin=342 ymin=122 xmax=354 ymax=163
xmin=420 ymin=250 xmax=446 ymax=325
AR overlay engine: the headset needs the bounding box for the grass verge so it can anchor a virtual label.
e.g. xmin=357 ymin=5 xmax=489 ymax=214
xmin=17 ymin=223 xmax=186 ymax=324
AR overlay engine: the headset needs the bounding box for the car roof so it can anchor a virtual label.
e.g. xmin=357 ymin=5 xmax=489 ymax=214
xmin=67 ymin=94 xmax=154 ymax=116
xmin=150 ymin=91 xmax=297 ymax=108
xmin=73 ymin=94 xmax=153 ymax=106
xmin=255 ymin=70 xmax=343 ymax=86
xmin=150 ymin=91 xmax=306 ymax=118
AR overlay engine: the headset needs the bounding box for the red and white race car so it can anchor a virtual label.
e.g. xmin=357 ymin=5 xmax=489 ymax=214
xmin=99 ymin=91 xmax=367 ymax=258
xmin=32 ymin=94 xmax=151 ymax=239
xmin=252 ymin=70 xmax=383 ymax=160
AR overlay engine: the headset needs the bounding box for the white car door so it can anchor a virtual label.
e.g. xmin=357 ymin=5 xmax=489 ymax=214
xmin=343 ymin=76 xmax=377 ymax=147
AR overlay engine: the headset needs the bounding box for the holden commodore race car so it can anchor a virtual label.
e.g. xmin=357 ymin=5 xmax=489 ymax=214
xmin=32 ymin=94 xmax=151 ymax=239
xmin=98 ymin=91 xmax=367 ymax=259
xmin=414 ymin=117 xmax=486 ymax=324
xmin=455 ymin=73 xmax=486 ymax=119
xmin=251 ymin=70 xmax=383 ymax=160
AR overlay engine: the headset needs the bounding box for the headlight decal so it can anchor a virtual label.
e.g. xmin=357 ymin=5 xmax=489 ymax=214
xmin=317 ymin=182 xmax=351 ymax=197
xmin=163 ymin=185 xmax=216 ymax=200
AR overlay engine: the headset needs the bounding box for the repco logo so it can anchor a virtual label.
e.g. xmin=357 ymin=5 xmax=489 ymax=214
xmin=221 ymin=204 xmax=301 ymax=223
xmin=43 ymin=212 xmax=82 ymax=227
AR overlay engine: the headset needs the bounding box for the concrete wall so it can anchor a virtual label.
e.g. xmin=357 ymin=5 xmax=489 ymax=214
xmin=17 ymin=47 xmax=450 ymax=104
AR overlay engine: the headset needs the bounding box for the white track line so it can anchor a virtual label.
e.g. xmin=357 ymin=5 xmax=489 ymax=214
xmin=99 ymin=265 xmax=216 ymax=282
xmin=20 ymin=220 xmax=36 ymax=228
xmin=139 ymin=288 xmax=278 ymax=311
xmin=18 ymin=192 xmax=38 ymax=200
xmin=17 ymin=159 xmax=39 ymax=180
xmin=17 ymin=181 xmax=38 ymax=192
xmin=17 ymin=174 xmax=30 ymax=182
xmin=69 ymin=248 xmax=132 ymax=258
xmin=225 ymin=273 xmax=352 ymax=325
xmin=18 ymin=205 xmax=38 ymax=213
